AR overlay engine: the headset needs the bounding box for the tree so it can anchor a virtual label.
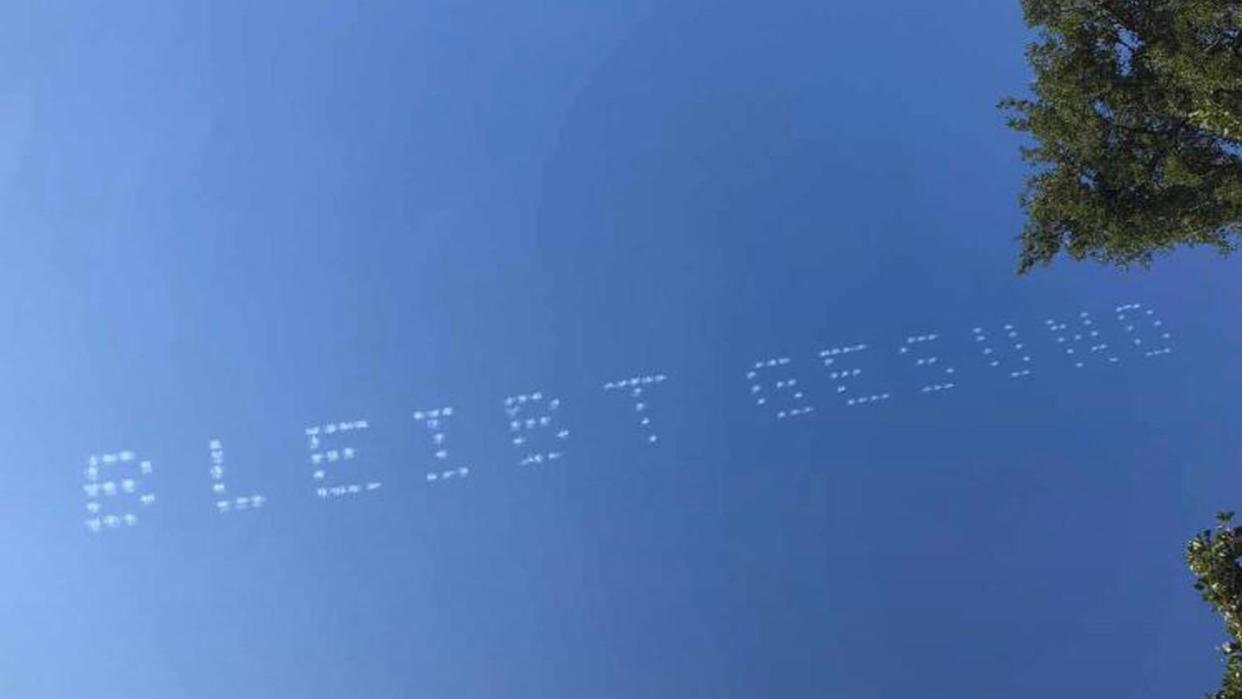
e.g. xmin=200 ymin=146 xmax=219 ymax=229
xmin=999 ymin=0 xmax=1242 ymax=273
xmin=1187 ymin=511 xmax=1242 ymax=699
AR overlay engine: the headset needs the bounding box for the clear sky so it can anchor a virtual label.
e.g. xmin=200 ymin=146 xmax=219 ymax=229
xmin=2 ymin=1 xmax=1241 ymax=697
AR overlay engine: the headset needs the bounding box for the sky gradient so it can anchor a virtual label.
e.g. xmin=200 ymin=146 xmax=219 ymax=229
xmin=2 ymin=1 xmax=1241 ymax=697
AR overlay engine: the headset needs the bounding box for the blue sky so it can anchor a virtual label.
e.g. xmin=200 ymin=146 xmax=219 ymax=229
xmin=2 ymin=1 xmax=1241 ymax=697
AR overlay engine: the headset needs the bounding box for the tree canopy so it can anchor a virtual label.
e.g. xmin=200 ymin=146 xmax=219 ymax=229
xmin=1188 ymin=511 xmax=1242 ymax=699
xmin=1000 ymin=0 xmax=1242 ymax=273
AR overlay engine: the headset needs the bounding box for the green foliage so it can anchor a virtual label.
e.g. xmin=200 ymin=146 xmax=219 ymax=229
xmin=999 ymin=0 xmax=1242 ymax=273
xmin=1188 ymin=511 xmax=1242 ymax=699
